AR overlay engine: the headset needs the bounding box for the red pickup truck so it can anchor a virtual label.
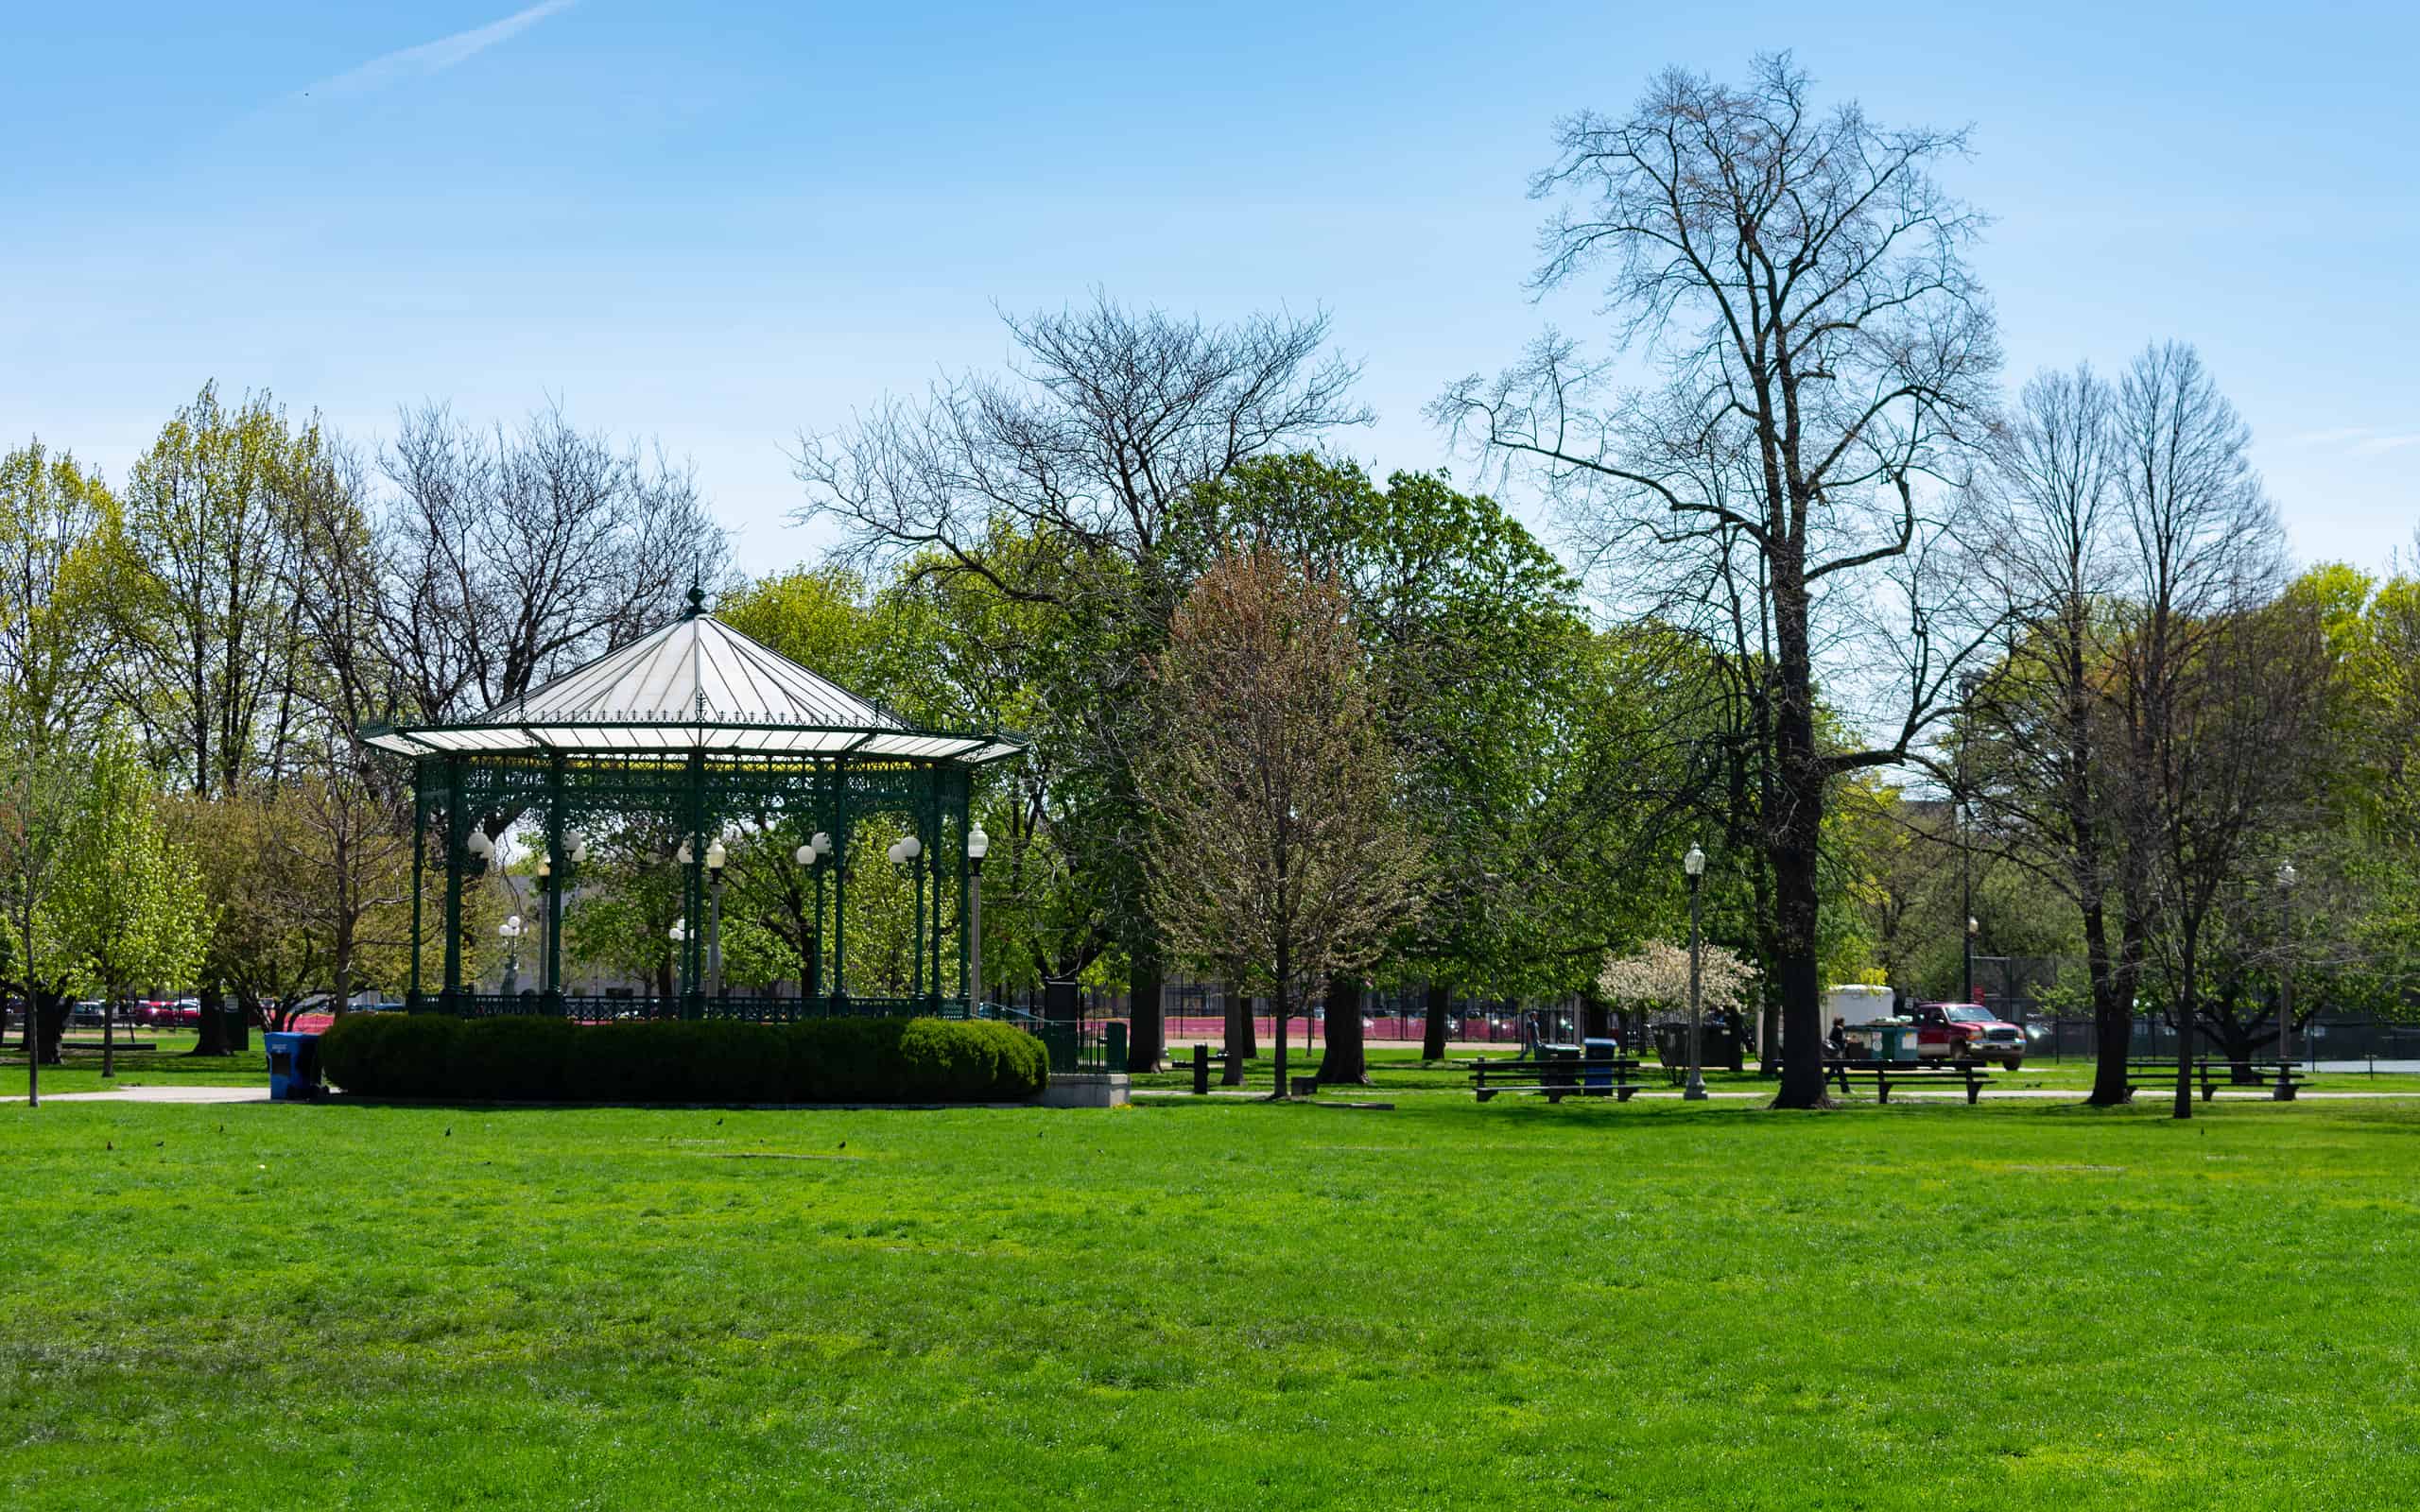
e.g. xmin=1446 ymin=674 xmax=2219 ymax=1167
xmin=1912 ymin=1003 xmax=2026 ymax=1070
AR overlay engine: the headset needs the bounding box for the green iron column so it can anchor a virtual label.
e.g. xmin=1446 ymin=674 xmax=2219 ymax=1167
xmin=408 ymin=760 xmax=426 ymax=1006
xmin=831 ymin=764 xmax=849 ymax=1007
xmin=441 ymin=753 xmax=465 ymax=1008
xmin=683 ymin=752 xmax=706 ymax=1017
xmin=927 ymin=781 xmax=943 ymax=1010
xmin=957 ymin=778 xmax=972 ymax=1010
xmin=544 ymin=754 xmax=564 ymax=1004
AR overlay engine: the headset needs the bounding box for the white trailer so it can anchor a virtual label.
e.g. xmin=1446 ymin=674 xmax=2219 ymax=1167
xmin=1824 ymin=984 xmax=1897 ymax=1027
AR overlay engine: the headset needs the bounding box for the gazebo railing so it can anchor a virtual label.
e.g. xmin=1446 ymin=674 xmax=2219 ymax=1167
xmin=414 ymin=992 xmax=968 ymax=1022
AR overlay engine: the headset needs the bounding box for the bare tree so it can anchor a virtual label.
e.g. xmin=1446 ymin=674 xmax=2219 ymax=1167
xmin=795 ymin=296 xmax=1370 ymax=1072
xmin=1142 ymin=549 xmax=1425 ymax=1098
xmin=1964 ymin=364 xmax=2147 ymax=1103
xmin=2104 ymin=345 xmax=2290 ymax=1116
xmin=1436 ymin=55 xmax=2001 ymax=1107
xmin=377 ymin=400 xmax=726 ymax=724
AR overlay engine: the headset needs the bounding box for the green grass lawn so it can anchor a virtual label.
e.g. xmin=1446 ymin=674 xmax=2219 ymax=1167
xmin=4 ymin=1033 xmax=267 ymax=1097
xmin=6 ymin=1093 xmax=2417 ymax=1507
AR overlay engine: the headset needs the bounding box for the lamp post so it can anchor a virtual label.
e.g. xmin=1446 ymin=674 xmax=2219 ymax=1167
xmin=667 ymin=918 xmax=686 ymax=1009
xmin=890 ymin=835 xmax=925 ymax=1000
xmin=1964 ymin=916 xmax=1979 ymax=1005
xmin=535 ymin=852 xmax=552 ymax=996
xmin=705 ymin=838 xmax=727 ymax=1003
xmin=2277 ymin=860 xmax=2298 ymax=1092
xmin=497 ymin=915 xmax=524 ymax=998
xmin=966 ymin=824 xmax=990 ymax=1012
xmin=555 ymin=832 xmax=586 ymax=1000
xmin=796 ymin=832 xmax=830 ymax=1003
xmin=1684 ymin=843 xmax=1707 ymax=1101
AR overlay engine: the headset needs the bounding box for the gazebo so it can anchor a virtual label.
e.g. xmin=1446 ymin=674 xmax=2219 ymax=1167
xmin=363 ymin=589 xmax=1024 ymax=1019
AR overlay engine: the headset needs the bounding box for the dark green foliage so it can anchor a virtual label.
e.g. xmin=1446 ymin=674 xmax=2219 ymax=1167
xmin=318 ymin=1014 xmax=1047 ymax=1104
xmin=317 ymin=1013 xmax=460 ymax=1098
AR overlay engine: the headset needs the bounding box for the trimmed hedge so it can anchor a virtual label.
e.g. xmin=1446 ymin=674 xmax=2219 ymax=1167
xmin=319 ymin=1013 xmax=1048 ymax=1105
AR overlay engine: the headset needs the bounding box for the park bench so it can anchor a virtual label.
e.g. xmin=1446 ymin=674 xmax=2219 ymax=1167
xmin=1469 ymin=1056 xmax=1646 ymax=1104
xmin=2124 ymin=1057 xmax=2305 ymax=1102
xmin=1823 ymin=1057 xmax=1992 ymax=1105
xmin=1174 ymin=1042 xmax=1233 ymax=1094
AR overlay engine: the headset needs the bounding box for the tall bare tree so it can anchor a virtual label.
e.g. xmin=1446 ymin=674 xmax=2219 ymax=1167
xmin=1964 ymin=364 xmax=2149 ymax=1102
xmin=1142 ymin=549 xmax=1424 ymax=1098
xmin=377 ymin=400 xmax=725 ymax=723
xmin=1437 ymin=55 xmax=2000 ymax=1106
xmin=2110 ymin=349 xmax=2294 ymax=1114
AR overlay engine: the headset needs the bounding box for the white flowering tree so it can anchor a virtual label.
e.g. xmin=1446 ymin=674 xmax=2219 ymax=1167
xmin=1597 ymin=939 xmax=1760 ymax=1024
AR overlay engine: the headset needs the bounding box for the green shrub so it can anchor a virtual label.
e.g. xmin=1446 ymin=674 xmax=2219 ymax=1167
xmin=321 ymin=1014 xmax=461 ymax=1098
xmin=319 ymin=1014 xmax=1048 ymax=1105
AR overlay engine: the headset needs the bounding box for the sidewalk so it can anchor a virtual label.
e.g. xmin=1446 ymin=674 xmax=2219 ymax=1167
xmin=6 ymin=1084 xmax=271 ymax=1106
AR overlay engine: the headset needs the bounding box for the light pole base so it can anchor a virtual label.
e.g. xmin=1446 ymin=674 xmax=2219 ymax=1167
xmin=1683 ymin=1073 xmax=1708 ymax=1101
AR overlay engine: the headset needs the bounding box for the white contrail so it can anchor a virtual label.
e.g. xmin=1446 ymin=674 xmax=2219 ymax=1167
xmin=299 ymin=0 xmax=580 ymax=99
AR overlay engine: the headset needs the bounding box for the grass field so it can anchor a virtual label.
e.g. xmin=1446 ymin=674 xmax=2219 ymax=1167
xmin=7 ymin=1091 xmax=2418 ymax=1508
xmin=4 ymin=1033 xmax=268 ymax=1098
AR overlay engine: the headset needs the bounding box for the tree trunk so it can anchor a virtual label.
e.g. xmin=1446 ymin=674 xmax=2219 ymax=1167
xmin=2081 ymin=895 xmax=2133 ymax=1105
xmin=1770 ymin=769 xmax=1829 ymax=1108
xmin=1127 ymin=944 xmax=1165 ymax=1074
xmin=1421 ymin=980 xmax=1450 ymax=1061
xmin=1316 ymin=975 xmax=1368 ymax=1085
xmin=101 ymin=991 xmax=115 ymax=1079
xmin=1580 ymin=987 xmax=1611 ymax=1043
xmin=32 ymin=988 xmax=67 ymax=1066
xmin=1220 ymin=985 xmax=1249 ymax=1086
xmin=1270 ymin=939 xmax=1291 ymax=1099
xmin=1270 ymin=997 xmax=1289 ymax=1100
xmin=2210 ymin=1005 xmax=2261 ymax=1083
xmin=2171 ymin=936 xmax=2199 ymax=1121
xmin=1769 ymin=560 xmax=1832 ymax=1110
xmin=194 ymin=982 xmax=230 ymax=1057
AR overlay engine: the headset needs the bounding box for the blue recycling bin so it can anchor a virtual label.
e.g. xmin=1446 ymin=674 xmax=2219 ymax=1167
xmin=1582 ymin=1038 xmax=1620 ymax=1095
xmin=264 ymin=1031 xmax=324 ymax=1102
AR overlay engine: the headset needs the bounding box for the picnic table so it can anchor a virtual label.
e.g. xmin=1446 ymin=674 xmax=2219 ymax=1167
xmin=1823 ymin=1057 xmax=1993 ymax=1105
xmin=2124 ymin=1057 xmax=2305 ymax=1102
xmin=1468 ymin=1054 xmax=1647 ymax=1104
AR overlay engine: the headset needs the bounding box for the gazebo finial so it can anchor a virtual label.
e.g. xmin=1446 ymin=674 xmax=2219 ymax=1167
xmin=683 ymin=579 xmax=706 ymax=620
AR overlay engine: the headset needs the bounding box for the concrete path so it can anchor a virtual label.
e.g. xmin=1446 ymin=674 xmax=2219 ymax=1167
xmin=6 ymin=1084 xmax=270 ymax=1106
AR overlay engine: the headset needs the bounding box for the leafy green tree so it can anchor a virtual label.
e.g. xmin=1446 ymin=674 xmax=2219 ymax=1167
xmin=56 ymin=734 xmax=210 ymax=1070
xmin=1170 ymin=455 xmax=1657 ymax=1070
xmin=797 ymin=298 xmax=1370 ymax=1069
xmin=115 ymin=383 xmax=324 ymax=796
xmin=0 ymin=438 xmax=127 ymax=756
xmin=0 ymin=744 xmax=86 ymax=1084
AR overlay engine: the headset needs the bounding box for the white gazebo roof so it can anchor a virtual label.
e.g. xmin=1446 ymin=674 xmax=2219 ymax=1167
xmin=362 ymin=601 xmax=1024 ymax=765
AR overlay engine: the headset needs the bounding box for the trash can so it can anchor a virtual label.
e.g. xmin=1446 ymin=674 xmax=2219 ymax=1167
xmin=264 ymin=1031 xmax=323 ymax=1102
xmin=1538 ymin=1041 xmax=1581 ymax=1094
xmin=1581 ymin=1038 xmax=1619 ymax=1096
xmin=1103 ymin=1020 xmax=1129 ymax=1071
xmin=1038 ymin=1022 xmax=1080 ymax=1074
xmin=1876 ymin=1023 xmax=1919 ymax=1062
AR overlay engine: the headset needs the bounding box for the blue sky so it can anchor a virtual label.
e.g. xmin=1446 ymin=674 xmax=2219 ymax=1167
xmin=5 ymin=1 xmax=2415 ymax=576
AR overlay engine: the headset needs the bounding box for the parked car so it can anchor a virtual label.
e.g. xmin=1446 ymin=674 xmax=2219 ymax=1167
xmin=1911 ymin=1002 xmax=2026 ymax=1070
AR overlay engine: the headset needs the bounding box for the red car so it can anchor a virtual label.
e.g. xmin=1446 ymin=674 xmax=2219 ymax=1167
xmin=1912 ymin=1003 xmax=2026 ymax=1070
